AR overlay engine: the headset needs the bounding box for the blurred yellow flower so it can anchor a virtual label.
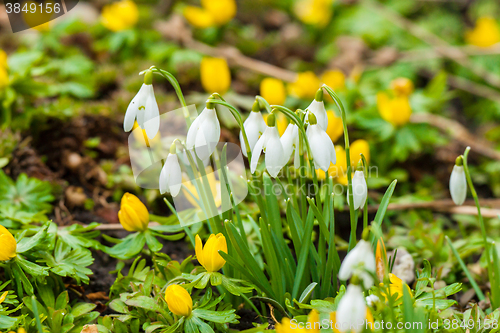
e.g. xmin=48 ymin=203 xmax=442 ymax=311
xmin=184 ymin=0 xmax=236 ymax=28
xmin=350 ymin=139 xmax=370 ymax=167
xmin=0 ymin=225 xmax=16 ymax=261
xmin=165 ymin=284 xmax=192 ymax=317
xmin=288 ymin=71 xmax=321 ymax=99
xmin=183 ymin=167 xmax=222 ymax=208
xmin=184 ymin=6 xmax=214 ymax=29
xmin=195 ymin=233 xmax=227 ymax=272
xmin=275 ymin=317 xmax=306 ymax=332
xmin=465 ymin=17 xmax=500 ymax=48
xmin=263 ymin=112 xmax=288 ymax=136
xmin=321 ymin=69 xmax=345 ymax=91
xmin=101 ymin=0 xmax=139 ymax=32
xmin=381 ymin=273 xmax=412 ymax=301
xmin=293 ymin=0 xmax=333 ymax=27
xmin=0 ymin=50 xmax=8 ymax=69
xmin=326 ymin=110 xmax=343 ymax=143
xmin=330 ymin=309 xmax=374 ymax=333
xmin=200 ymin=57 xmax=231 ymax=94
xmin=22 ymin=1 xmax=53 ymax=31
xmin=390 ymin=77 xmax=413 ymax=96
xmin=118 ymin=193 xmax=149 ymax=232
xmin=377 ymin=92 xmax=412 ymax=126
xmin=0 ymin=68 xmax=8 ymax=89
xmin=260 ymin=77 xmax=286 ymax=106
xmin=201 ymin=0 xmax=236 ymax=26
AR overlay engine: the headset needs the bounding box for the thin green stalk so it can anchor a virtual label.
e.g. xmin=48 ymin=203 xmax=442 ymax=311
xmin=321 ymin=85 xmax=356 ymax=251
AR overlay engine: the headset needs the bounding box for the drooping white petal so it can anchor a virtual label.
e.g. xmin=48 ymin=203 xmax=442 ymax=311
xmin=250 ymin=131 xmax=266 ymax=174
xmin=193 ymin=108 xmax=220 ymax=161
xmin=124 ymin=83 xmax=149 ymax=131
xmin=186 ymin=112 xmax=204 ymax=150
xmin=336 ymin=285 xmax=367 ymax=333
xmin=143 ymin=85 xmax=160 ymax=140
xmin=366 ymin=295 xmax=379 ymax=307
xmin=307 ymin=124 xmax=336 ymax=171
xmin=281 ymin=124 xmax=298 ymax=164
xmin=306 ymin=100 xmax=328 ymax=130
xmin=338 ymin=240 xmax=375 ymax=288
xmin=348 ymin=170 xmax=367 ymax=210
xmin=450 ymin=165 xmax=467 ymax=205
xmin=240 ymin=111 xmax=266 ymax=157
xmin=264 ymin=127 xmax=285 ymax=178
xmin=159 ymin=154 xmax=182 ymax=196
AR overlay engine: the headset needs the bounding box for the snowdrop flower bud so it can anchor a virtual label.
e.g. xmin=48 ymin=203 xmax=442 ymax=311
xmin=336 ymin=284 xmax=367 ymax=333
xmin=239 ymin=101 xmax=267 ymax=157
xmin=306 ymin=113 xmax=336 ymax=171
xmin=338 ymin=239 xmax=375 ymax=289
xmin=305 ymin=89 xmax=328 ymax=130
xmin=124 ymin=69 xmax=160 ymax=140
xmin=347 ymin=165 xmax=367 ymax=210
xmin=159 ymin=143 xmax=182 ymax=197
xmin=186 ymin=101 xmax=221 ymax=161
xmin=450 ymin=156 xmax=467 ymax=205
xmin=250 ymin=112 xmax=286 ymax=178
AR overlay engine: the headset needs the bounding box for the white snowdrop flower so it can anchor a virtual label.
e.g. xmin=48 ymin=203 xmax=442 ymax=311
xmin=124 ymin=69 xmax=160 ymax=140
xmin=159 ymin=144 xmax=182 ymax=197
xmin=365 ymin=294 xmax=379 ymax=307
xmin=450 ymin=156 xmax=467 ymax=205
xmin=280 ymin=123 xmax=300 ymax=168
xmin=186 ymin=104 xmax=221 ymax=161
xmin=339 ymin=240 xmax=376 ymax=289
xmin=305 ymin=89 xmax=328 ymax=130
xmin=250 ymin=113 xmax=285 ymax=178
xmin=336 ymin=285 xmax=367 ymax=333
xmin=306 ymin=113 xmax=336 ymax=172
xmin=347 ymin=169 xmax=368 ymax=210
xmin=239 ymin=102 xmax=267 ymax=157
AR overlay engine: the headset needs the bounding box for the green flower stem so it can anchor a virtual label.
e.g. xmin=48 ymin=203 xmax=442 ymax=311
xmin=321 ymin=85 xmax=356 ymax=251
xmin=462 ymin=146 xmax=496 ymax=309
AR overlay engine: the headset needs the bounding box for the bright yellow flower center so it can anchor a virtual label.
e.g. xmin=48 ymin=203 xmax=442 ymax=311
xmin=195 ymin=233 xmax=227 ymax=272
xmin=101 ymin=0 xmax=139 ymax=32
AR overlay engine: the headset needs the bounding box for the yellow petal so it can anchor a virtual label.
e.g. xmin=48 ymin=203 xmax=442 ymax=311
xmin=260 ymin=77 xmax=286 ymax=106
xmin=0 ymin=291 xmax=8 ymax=303
xmin=101 ymin=0 xmax=139 ymax=32
xmin=375 ymin=238 xmax=386 ymax=281
xmin=195 ymin=234 xmax=206 ymax=268
xmin=465 ymin=17 xmax=500 ymax=48
xmin=307 ymin=309 xmax=321 ymax=333
xmin=0 ymin=225 xmax=17 ymax=261
xmin=288 ymin=71 xmax=321 ymax=99
xmin=322 ymin=70 xmax=345 ymax=91
xmin=390 ymin=77 xmax=413 ymax=96
xmin=350 ymin=139 xmax=370 ymax=166
xmin=325 ymin=110 xmax=343 ymax=143
xmin=200 ymin=57 xmax=231 ymax=94
xmin=121 ymin=193 xmax=149 ymax=230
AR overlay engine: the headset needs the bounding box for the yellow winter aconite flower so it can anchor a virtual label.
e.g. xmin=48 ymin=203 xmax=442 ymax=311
xmin=183 ymin=6 xmax=214 ymax=29
xmin=0 ymin=225 xmax=17 ymax=261
xmin=326 ymin=110 xmax=343 ymax=143
xmin=0 ymin=50 xmax=8 ymax=69
xmin=350 ymin=139 xmax=370 ymax=167
xmin=330 ymin=309 xmax=374 ymax=333
xmin=201 ymin=0 xmax=236 ymax=26
xmin=377 ymin=92 xmax=412 ymax=126
xmin=0 ymin=68 xmax=8 ymax=89
xmin=184 ymin=0 xmax=236 ymax=28
xmin=101 ymin=0 xmax=139 ymax=32
xmin=381 ymin=273 xmax=412 ymax=301
xmin=275 ymin=317 xmax=306 ymax=332
xmin=465 ymin=17 xmax=500 ymax=48
xmin=263 ymin=112 xmax=288 ymax=136
xmin=294 ymin=0 xmax=333 ymax=27
xmin=390 ymin=77 xmax=414 ymax=96
xmin=200 ymin=57 xmax=231 ymax=94
xmin=165 ymin=284 xmax=193 ymax=317
xmin=118 ymin=193 xmax=149 ymax=232
xmin=260 ymin=77 xmax=286 ymax=106
xmin=288 ymin=71 xmax=321 ymax=99
xmin=375 ymin=238 xmax=387 ymax=281
xmin=321 ymin=69 xmax=345 ymax=91
xmin=195 ymin=233 xmax=227 ymax=272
